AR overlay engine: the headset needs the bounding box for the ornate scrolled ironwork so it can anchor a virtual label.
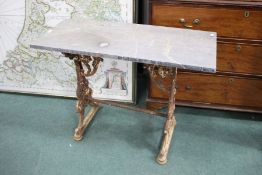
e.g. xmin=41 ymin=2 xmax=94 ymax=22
xmin=63 ymin=53 xmax=103 ymax=140
xmin=144 ymin=64 xmax=177 ymax=79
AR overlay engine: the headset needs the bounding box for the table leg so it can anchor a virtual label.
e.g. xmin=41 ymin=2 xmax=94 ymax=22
xmin=145 ymin=65 xmax=177 ymax=165
xmin=64 ymin=53 xmax=103 ymax=141
xmin=156 ymin=76 xmax=177 ymax=165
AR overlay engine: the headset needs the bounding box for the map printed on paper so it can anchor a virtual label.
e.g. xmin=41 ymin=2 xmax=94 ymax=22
xmin=0 ymin=0 xmax=134 ymax=102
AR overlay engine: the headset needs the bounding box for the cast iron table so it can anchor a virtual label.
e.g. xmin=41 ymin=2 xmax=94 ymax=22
xmin=30 ymin=18 xmax=216 ymax=165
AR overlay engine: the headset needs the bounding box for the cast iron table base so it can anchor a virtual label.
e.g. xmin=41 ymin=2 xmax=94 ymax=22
xmin=64 ymin=53 xmax=177 ymax=165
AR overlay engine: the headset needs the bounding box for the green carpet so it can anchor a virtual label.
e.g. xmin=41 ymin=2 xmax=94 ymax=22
xmin=0 ymin=90 xmax=261 ymax=175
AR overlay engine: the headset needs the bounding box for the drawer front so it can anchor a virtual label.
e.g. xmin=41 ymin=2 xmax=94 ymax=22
xmin=148 ymin=72 xmax=262 ymax=108
xmin=217 ymin=42 xmax=262 ymax=75
xmin=151 ymin=4 xmax=262 ymax=40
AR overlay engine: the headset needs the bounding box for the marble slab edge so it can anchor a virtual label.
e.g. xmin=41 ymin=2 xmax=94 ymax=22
xmin=30 ymin=44 xmax=216 ymax=73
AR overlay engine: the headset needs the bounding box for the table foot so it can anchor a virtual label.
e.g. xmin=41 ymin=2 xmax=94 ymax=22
xmin=74 ymin=104 xmax=101 ymax=141
xmin=156 ymin=157 xmax=167 ymax=165
xmin=156 ymin=116 xmax=176 ymax=165
xmin=73 ymin=134 xmax=83 ymax=141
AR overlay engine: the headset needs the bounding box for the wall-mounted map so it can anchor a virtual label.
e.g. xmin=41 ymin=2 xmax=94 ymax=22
xmin=0 ymin=0 xmax=135 ymax=102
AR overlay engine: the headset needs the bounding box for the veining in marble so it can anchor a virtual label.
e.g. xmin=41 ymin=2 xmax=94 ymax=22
xmin=30 ymin=18 xmax=217 ymax=72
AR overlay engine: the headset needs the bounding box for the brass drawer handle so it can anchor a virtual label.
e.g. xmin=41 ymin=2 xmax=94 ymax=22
xmin=179 ymin=18 xmax=200 ymax=28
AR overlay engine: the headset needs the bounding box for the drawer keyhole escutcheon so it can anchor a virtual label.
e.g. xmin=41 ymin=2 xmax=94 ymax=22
xmin=244 ymin=11 xmax=250 ymax=17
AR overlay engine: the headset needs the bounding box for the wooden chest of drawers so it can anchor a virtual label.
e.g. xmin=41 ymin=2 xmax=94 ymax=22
xmin=143 ymin=0 xmax=262 ymax=113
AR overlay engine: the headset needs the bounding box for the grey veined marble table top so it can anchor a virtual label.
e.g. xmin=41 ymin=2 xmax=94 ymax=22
xmin=30 ymin=18 xmax=217 ymax=72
